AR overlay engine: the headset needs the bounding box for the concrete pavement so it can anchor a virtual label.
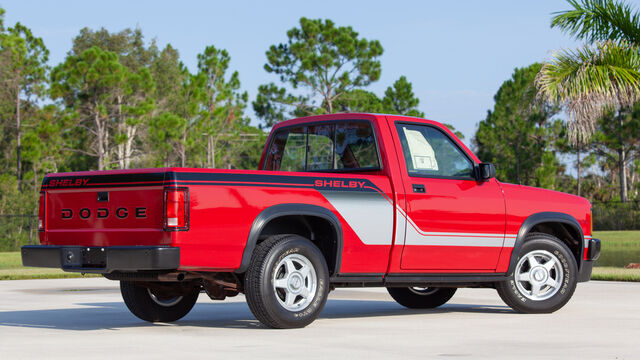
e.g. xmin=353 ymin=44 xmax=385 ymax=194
xmin=0 ymin=278 xmax=637 ymax=359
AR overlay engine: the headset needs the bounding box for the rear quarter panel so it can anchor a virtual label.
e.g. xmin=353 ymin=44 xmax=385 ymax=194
xmin=171 ymin=169 xmax=396 ymax=274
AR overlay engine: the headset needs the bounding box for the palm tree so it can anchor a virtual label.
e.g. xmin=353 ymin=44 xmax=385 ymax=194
xmin=536 ymin=0 xmax=640 ymax=202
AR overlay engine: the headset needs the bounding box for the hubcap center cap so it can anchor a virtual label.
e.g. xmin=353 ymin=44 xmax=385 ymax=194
xmin=288 ymin=273 xmax=303 ymax=292
xmin=531 ymin=267 xmax=547 ymax=282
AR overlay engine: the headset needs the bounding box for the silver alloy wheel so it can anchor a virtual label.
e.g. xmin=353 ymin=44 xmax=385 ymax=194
xmin=514 ymin=250 xmax=564 ymax=301
xmin=408 ymin=287 xmax=439 ymax=296
xmin=272 ymin=253 xmax=318 ymax=311
xmin=147 ymin=288 xmax=183 ymax=307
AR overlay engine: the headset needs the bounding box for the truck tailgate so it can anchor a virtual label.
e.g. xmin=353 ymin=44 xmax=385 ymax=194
xmin=44 ymin=187 xmax=169 ymax=246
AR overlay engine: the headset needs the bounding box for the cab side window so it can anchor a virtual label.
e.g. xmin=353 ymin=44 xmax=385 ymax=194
xmin=334 ymin=122 xmax=379 ymax=170
xmin=263 ymin=121 xmax=380 ymax=172
xmin=307 ymin=125 xmax=334 ymax=171
xmin=280 ymin=128 xmax=307 ymax=172
xmin=396 ymin=123 xmax=474 ymax=178
xmin=265 ymin=127 xmax=306 ymax=171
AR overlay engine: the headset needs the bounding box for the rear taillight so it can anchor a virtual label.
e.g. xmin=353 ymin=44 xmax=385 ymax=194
xmin=164 ymin=188 xmax=189 ymax=231
xmin=38 ymin=192 xmax=45 ymax=231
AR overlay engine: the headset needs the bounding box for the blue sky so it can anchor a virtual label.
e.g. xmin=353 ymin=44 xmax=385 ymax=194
xmin=4 ymin=0 xmax=639 ymax=146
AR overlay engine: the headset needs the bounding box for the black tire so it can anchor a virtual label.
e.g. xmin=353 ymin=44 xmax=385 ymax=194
xmin=120 ymin=281 xmax=200 ymax=322
xmin=244 ymin=234 xmax=330 ymax=328
xmin=387 ymin=287 xmax=457 ymax=309
xmin=496 ymin=232 xmax=578 ymax=313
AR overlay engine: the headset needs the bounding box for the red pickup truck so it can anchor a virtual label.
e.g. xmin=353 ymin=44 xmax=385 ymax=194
xmin=22 ymin=113 xmax=601 ymax=328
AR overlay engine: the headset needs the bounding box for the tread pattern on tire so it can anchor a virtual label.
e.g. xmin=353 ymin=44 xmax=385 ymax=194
xmin=496 ymin=232 xmax=578 ymax=314
xmin=387 ymin=287 xmax=457 ymax=309
xmin=120 ymin=281 xmax=200 ymax=322
xmin=244 ymin=235 xmax=291 ymax=328
xmin=244 ymin=234 xmax=329 ymax=328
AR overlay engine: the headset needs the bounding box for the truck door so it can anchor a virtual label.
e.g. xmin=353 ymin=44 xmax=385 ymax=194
xmin=393 ymin=122 xmax=506 ymax=271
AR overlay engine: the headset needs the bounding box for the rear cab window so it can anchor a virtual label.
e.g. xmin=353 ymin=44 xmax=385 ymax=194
xmin=263 ymin=121 xmax=380 ymax=172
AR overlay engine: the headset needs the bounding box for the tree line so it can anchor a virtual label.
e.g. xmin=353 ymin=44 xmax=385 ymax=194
xmin=0 ymin=13 xmax=427 ymax=219
xmin=477 ymin=0 xmax=640 ymax=207
xmin=477 ymin=0 xmax=640 ymax=231
xmin=1 ymin=1 xmax=639 ymax=236
xmin=475 ymin=62 xmax=640 ymax=204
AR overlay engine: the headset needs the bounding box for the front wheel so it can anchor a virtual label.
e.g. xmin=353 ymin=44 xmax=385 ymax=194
xmin=387 ymin=287 xmax=457 ymax=309
xmin=120 ymin=281 xmax=200 ymax=322
xmin=244 ymin=234 xmax=330 ymax=328
xmin=496 ymin=233 xmax=578 ymax=313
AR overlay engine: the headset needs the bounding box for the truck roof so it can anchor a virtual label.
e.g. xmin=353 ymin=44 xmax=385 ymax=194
xmin=272 ymin=113 xmax=444 ymax=130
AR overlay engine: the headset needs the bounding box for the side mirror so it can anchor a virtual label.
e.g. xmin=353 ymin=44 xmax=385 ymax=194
xmin=476 ymin=162 xmax=496 ymax=181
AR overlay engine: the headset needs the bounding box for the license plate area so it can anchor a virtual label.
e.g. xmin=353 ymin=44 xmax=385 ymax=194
xmin=61 ymin=247 xmax=107 ymax=269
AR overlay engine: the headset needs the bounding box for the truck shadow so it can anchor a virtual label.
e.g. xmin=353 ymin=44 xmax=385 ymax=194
xmin=0 ymin=299 xmax=512 ymax=331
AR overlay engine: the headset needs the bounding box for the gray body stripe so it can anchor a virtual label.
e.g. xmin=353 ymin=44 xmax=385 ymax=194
xmin=402 ymin=209 xmax=516 ymax=247
xmin=395 ymin=207 xmax=407 ymax=249
xmin=320 ymin=191 xmax=394 ymax=245
xmin=503 ymin=237 xmax=516 ymax=247
xmin=321 ymin=190 xmax=518 ymax=248
xmin=404 ymin=220 xmax=505 ymax=247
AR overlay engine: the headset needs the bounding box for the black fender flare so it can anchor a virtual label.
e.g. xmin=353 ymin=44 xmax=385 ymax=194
xmin=235 ymin=203 xmax=343 ymax=274
xmin=507 ymin=212 xmax=585 ymax=274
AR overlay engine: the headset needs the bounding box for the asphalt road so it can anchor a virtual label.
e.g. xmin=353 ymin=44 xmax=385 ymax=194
xmin=0 ymin=278 xmax=637 ymax=360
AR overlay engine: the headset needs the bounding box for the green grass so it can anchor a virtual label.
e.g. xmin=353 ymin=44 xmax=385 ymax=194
xmin=0 ymin=268 xmax=100 ymax=280
xmin=592 ymin=230 xmax=640 ymax=267
xmin=0 ymin=251 xmax=22 ymax=269
xmin=591 ymin=267 xmax=640 ymax=282
xmin=0 ymin=251 xmax=100 ymax=280
xmin=0 ymin=231 xmax=639 ymax=281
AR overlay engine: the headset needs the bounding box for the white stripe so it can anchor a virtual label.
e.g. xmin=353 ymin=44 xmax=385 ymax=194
xmin=403 ymin=211 xmax=514 ymax=248
xmin=395 ymin=208 xmax=407 ymax=247
xmin=322 ymin=191 xmax=516 ymax=247
xmin=396 ymin=205 xmax=408 ymax=217
xmin=411 ymin=229 xmax=515 ymax=238
xmin=403 ymin=211 xmax=515 ymax=238
xmin=503 ymin=238 xmax=516 ymax=247
xmin=405 ymin=234 xmax=506 ymax=247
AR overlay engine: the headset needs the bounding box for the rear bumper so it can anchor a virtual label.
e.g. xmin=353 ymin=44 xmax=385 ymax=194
xmin=578 ymin=238 xmax=601 ymax=282
xmin=21 ymin=245 xmax=180 ymax=273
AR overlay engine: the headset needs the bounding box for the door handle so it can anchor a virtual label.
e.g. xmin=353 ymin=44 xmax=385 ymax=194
xmin=412 ymin=184 xmax=425 ymax=193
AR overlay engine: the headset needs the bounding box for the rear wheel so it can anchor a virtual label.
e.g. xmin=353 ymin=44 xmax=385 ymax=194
xmin=244 ymin=234 xmax=329 ymax=328
xmin=387 ymin=287 xmax=457 ymax=309
xmin=496 ymin=233 xmax=578 ymax=313
xmin=120 ymin=281 xmax=200 ymax=322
